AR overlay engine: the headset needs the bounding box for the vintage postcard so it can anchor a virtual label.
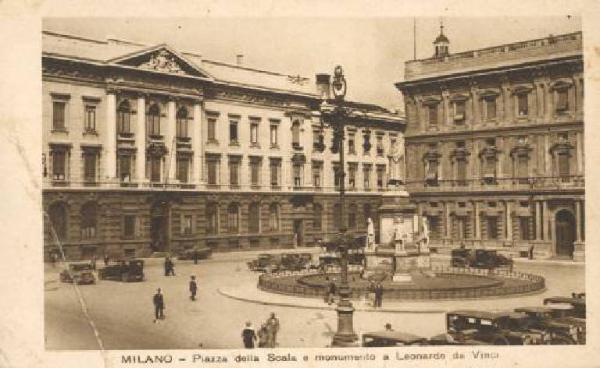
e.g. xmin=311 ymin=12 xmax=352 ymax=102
xmin=1 ymin=1 xmax=599 ymax=367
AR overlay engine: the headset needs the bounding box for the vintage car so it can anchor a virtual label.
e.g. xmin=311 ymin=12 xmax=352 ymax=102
xmin=362 ymin=331 xmax=428 ymax=347
xmin=543 ymin=295 xmax=586 ymax=319
xmin=279 ymin=253 xmax=316 ymax=271
xmin=176 ymin=246 xmax=213 ymax=261
xmin=437 ymin=310 xmax=548 ymax=345
xmin=59 ymin=262 xmax=96 ymax=285
xmin=514 ymin=306 xmax=585 ymax=344
xmin=451 ymin=249 xmax=513 ymax=269
xmin=98 ymin=259 xmax=145 ymax=282
xmin=247 ymin=254 xmax=281 ymax=273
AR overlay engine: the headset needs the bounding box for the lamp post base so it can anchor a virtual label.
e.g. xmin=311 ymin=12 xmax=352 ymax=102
xmin=331 ymin=299 xmax=358 ymax=347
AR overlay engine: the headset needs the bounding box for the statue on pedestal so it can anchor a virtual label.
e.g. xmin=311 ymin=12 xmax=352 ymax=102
xmin=366 ymin=218 xmax=375 ymax=251
xmin=419 ymin=217 xmax=430 ymax=253
xmin=388 ymin=138 xmax=405 ymax=186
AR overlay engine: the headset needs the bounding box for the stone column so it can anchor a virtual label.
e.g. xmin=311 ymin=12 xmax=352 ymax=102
xmin=501 ymin=80 xmax=511 ymax=123
xmin=442 ymin=89 xmax=451 ymax=129
xmin=105 ymin=91 xmax=117 ymax=181
xmin=543 ymin=201 xmax=551 ymax=241
xmin=535 ymin=201 xmax=544 ymax=240
xmin=576 ymin=131 xmax=583 ymax=175
xmin=192 ymin=102 xmax=202 ymax=185
xmin=474 ymin=201 xmax=481 ymax=239
xmin=575 ymin=200 xmax=582 ymax=242
xmin=166 ymin=99 xmax=177 ymax=181
xmin=544 ymin=81 xmax=553 ymax=122
xmin=505 ymin=201 xmax=512 ymax=241
xmin=469 ymin=84 xmax=479 ymax=127
xmin=544 ymin=135 xmax=551 ymax=176
xmin=445 ymin=201 xmax=451 ymax=238
xmin=136 ymin=95 xmax=146 ymax=182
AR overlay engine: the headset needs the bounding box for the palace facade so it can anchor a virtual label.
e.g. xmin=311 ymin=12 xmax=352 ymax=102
xmin=396 ymin=29 xmax=584 ymax=260
xmin=42 ymin=30 xmax=404 ymax=260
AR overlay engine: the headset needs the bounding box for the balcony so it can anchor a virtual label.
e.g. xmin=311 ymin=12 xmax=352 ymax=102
xmin=406 ymin=175 xmax=584 ymax=193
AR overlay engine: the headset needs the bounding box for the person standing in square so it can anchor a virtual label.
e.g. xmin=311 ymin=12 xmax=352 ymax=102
xmin=189 ymin=276 xmax=197 ymax=301
xmin=242 ymin=322 xmax=257 ymax=348
xmin=153 ymin=288 xmax=165 ymax=323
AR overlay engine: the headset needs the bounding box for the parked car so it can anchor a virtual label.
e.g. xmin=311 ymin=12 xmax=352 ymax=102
xmin=98 ymin=259 xmax=145 ymax=282
xmin=362 ymin=331 xmax=428 ymax=347
xmin=247 ymin=254 xmax=281 ymax=273
xmin=278 ymin=253 xmax=315 ymax=271
xmin=543 ymin=295 xmax=586 ymax=319
xmin=450 ymin=249 xmax=513 ymax=269
xmin=438 ymin=310 xmax=547 ymax=345
xmin=59 ymin=262 xmax=96 ymax=285
xmin=176 ymin=246 xmax=213 ymax=261
xmin=514 ymin=306 xmax=585 ymax=344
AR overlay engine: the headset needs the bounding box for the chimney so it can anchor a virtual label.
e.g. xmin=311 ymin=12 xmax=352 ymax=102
xmin=236 ymin=54 xmax=244 ymax=66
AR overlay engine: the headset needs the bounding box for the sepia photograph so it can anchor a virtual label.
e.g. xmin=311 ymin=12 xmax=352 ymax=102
xmin=39 ymin=15 xmax=587 ymax=352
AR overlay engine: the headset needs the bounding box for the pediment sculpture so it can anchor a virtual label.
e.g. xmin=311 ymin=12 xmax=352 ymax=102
xmin=140 ymin=50 xmax=185 ymax=75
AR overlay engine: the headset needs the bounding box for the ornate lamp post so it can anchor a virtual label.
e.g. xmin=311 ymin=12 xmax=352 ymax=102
xmin=317 ymin=65 xmax=358 ymax=347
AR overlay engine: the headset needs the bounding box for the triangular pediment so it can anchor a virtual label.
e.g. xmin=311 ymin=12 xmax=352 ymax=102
xmin=109 ymin=45 xmax=212 ymax=79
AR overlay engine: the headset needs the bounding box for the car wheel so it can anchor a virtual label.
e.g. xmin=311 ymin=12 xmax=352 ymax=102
xmin=493 ymin=336 xmax=509 ymax=345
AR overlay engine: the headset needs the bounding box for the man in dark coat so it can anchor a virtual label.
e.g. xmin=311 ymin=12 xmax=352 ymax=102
xmin=265 ymin=312 xmax=280 ymax=348
xmin=327 ymin=281 xmax=337 ymax=305
xmin=189 ymin=276 xmax=197 ymax=301
xmin=375 ymin=283 xmax=384 ymax=308
xmin=241 ymin=322 xmax=257 ymax=348
xmin=153 ymin=288 xmax=165 ymax=322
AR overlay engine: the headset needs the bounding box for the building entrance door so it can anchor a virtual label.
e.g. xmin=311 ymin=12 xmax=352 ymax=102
xmin=293 ymin=220 xmax=304 ymax=247
xmin=555 ymin=209 xmax=575 ymax=258
xmin=150 ymin=201 xmax=169 ymax=252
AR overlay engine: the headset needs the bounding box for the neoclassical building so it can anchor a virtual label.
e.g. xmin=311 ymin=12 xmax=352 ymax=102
xmin=396 ymin=28 xmax=584 ymax=260
xmin=42 ymin=30 xmax=404 ymax=260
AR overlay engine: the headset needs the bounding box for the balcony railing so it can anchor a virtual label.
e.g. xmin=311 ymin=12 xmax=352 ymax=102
xmin=406 ymin=175 xmax=584 ymax=192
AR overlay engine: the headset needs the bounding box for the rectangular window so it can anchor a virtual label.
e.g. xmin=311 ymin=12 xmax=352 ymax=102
xmin=376 ymin=136 xmax=384 ymax=156
xmin=517 ymin=155 xmax=529 ymax=180
xmin=118 ymin=154 xmax=131 ymax=182
xmin=313 ymin=130 xmax=321 ymax=151
xmin=520 ymin=217 xmax=531 ymax=240
xmin=176 ymin=117 xmax=188 ymax=138
xmin=517 ymin=93 xmax=528 ymax=116
xmin=229 ymin=120 xmax=238 ymax=144
xmin=348 ymin=165 xmax=356 ymax=189
xmin=270 ymin=160 xmax=280 ymax=187
xmin=207 ymin=117 xmax=217 ymax=142
xmin=348 ymin=134 xmax=356 ymax=154
xmin=558 ymin=153 xmax=570 ymax=177
xmin=83 ymin=152 xmax=96 ymax=182
xmin=123 ymin=215 xmax=136 ymax=239
xmin=84 ymin=105 xmax=96 ymax=132
xmin=52 ymin=101 xmax=66 ymax=131
xmin=250 ymin=122 xmax=259 ymax=145
xmin=207 ymin=160 xmax=218 ymax=185
xmin=293 ymin=165 xmax=302 ymax=187
xmin=363 ymin=166 xmax=371 ymax=190
xmin=250 ymin=159 xmax=261 ymax=186
xmin=176 ymin=157 xmax=189 ymax=183
xmin=52 ymin=150 xmax=66 ymax=180
xmin=150 ymin=157 xmax=161 ymax=182
xmin=312 ymin=164 xmax=321 ymax=188
xmin=181 ymin=215 xmax=193 ymax=235
xmin=485 ymin=97 xmax=496 ymax=120
xmin=556 ymin=89 xmax=569 ymax=112
xmin=376 ymin=165 xmax=385 ymax=189
xmin=334 ymin=164 xmax=342 ymax=189
xmin=270 ymin=124 xmax=278 ymax=147
xmin=117 ymin=108 xmax=131 ymax=134
xmin=428 ymin=104 xmax=438 ymax=125
xmin=456 ymin=159 xmax=467 ymax=185
xmin=453 ymin=101 xmax=466 ymax=123
xmin=229 ymin=159 xmax=240 ymax=186
xmin=486 ymin=217 xmax=498 ymax=240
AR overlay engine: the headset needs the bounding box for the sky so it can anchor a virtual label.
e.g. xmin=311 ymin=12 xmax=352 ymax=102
xmin=43 ymin=17 xmax=581 ymax=111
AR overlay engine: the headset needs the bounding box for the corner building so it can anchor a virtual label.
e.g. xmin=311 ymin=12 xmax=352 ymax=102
xmin=396 ymin=30 xmax=584 ymax=260
xmin=42 ymin=30 xmax=404 ymax=260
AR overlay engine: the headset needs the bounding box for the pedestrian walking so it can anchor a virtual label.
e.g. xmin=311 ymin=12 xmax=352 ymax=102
xmin=103 ymin=253 xmax=109 ymax=266
xmin=528 ymin=245 xmax=534 ymax=260
xmin=164 ymin=257 xmax=176 ymax=276
xmin=153 ymin=288 xmax=165 ymax=323
xmin=241 ymin=322 xmax=257 ymax=349
xmin=90 ymin=255 xmax=97 ymax=270
xmin=193 ymin=249 xmax=199 ymax=265
xmin=375 ymin=283 xmax=384 ymax=308
xmin=368 ymin=280 xmax=376 ymax=307
xmin=189 ymin=276 xmax=197 ymax=301
xmin=258 ymin=323 xmax=268 ymax=348
xmin=265 ymin=312 xmax=280 ymax=348
xmin=326 ymin=281 xmax=337 ymax=305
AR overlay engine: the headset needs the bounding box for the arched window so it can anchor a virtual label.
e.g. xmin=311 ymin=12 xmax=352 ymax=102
xmin=348 ymin=203 xmax=357 ymax=229
xmin=313 ymin=203 xmax=323 ymax=231
xmin=80 ymin=202 xmax=97 ymax=239
xmin=176 ymin=107 xmax=189 ymax=138
xmin=292 ymin=120 xmax=301 ymax=147
xmin=248 ymin=202 xmax=260 ymax=233
xmin=269 ymin=203 xmax=280 ymax=232
xmin=48 ymin=202 xmax=67 ymax=241
xmin=333 ymin=203 xmax=342 ymax=231
xmin=147 ymin=103 xmax=161 ymax=136
xmin=117 ymin=100 xmax=132 ymax=134
xmin=206 ymin=202 xmax=219 ymax=235
xmin=227 ymin=203 xmax=240 ymax=233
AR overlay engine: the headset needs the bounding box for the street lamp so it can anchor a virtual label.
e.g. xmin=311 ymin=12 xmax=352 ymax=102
xmin=317 ymin=65 xmax=358 ymax=347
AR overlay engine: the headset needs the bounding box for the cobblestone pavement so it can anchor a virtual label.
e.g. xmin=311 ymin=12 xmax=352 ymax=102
xmin=44 ymin=254 xmax=583 ymax=350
